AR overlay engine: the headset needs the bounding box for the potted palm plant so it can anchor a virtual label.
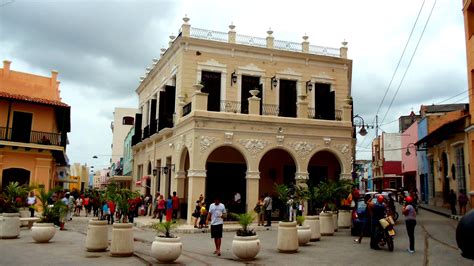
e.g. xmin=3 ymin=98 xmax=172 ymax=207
xmin=304 ymin=183 xmax=321 ymax=241
xmin=316 ymin=181 xmax=335 ymax=236
xmin=296 ymin=215 xmax=311 ymax=246
xmin=0 ymin=182 xmax=28 ymax=239
xmin=335 ymin=179 xmax=354 ymax=229
xmin=231 ymin=212 xmax=260 ymax=260
xmin=150 ymin=220 xmax=182 ymax=263
xmin=32 ymin=187 xmax=67 ymax=243
xmin=274 ymin=183 xmax=298 ymax=253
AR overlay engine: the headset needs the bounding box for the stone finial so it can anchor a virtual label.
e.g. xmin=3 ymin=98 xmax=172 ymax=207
xmin=183 ymin=14 xmax=190 ymax=24
xmin=169 ymin=35 xmax=175 ymax=47
xmin=228 ymin=22 xmax=236 ymax=43
xmin=342 ymin=39 xmax=348 ymax=47
xmin=146 ymin=67 xmax=151 ymax=71
xmin=152 ymin=58 xmax=158 ymax=64
xmin=267 ymin=28 xmax=273 ymax=36
xmin=229 ymin=22 xmax=236 ymax=31
xmin=303 ymin=34 xmax=308 ymax=41
xmin=302 ymin=33 xmax=309 ymax=53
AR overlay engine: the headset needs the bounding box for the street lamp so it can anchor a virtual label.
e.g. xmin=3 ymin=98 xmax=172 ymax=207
xmin=353 ymin=114 xmax=374 ymax=136
xmin=405 ymin=143 xmax=417 ymax=156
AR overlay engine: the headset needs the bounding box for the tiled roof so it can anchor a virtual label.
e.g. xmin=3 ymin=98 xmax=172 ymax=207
xmin=0 ymin=91 xmax=69 ymax=107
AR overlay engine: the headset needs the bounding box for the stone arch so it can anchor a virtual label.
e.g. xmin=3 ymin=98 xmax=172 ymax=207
xmin=308 ymin=146 xmax=348 ymax=174
xmin=199 ymin=143 xmax=250 ymax=170
xmin=2 ymin=168 xmax=31 ymax=190
xmin=307 ymin=149 xmax=343 ymax=186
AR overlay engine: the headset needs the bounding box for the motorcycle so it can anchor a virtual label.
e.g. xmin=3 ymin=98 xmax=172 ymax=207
xmin=377 ymin=216 xmax=395 ymax=251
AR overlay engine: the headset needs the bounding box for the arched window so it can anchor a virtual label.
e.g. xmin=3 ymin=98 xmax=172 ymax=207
xmin=122 ymin=116 xmax=134 ymax=125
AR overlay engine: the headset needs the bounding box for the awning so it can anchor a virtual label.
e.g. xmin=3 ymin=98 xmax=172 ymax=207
xmin=416 ymin=114 xmax=469 ymax=147
xmin=109 ymin=176 xmax=132 ymax=182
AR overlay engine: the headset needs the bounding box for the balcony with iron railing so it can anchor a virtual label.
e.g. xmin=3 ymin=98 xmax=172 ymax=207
xmin=0 ymin=127 xmax=66 ymax=147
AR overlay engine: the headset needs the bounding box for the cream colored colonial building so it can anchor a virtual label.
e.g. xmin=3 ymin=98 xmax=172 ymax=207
xmin=132 ymin=17 xmax=354 ymax=224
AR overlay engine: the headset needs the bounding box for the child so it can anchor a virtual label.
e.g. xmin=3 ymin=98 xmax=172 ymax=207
xmin=199 ymin=203 xmax=208 ymax=228
xmin=102 ymin=201 xmax=110 ymax=222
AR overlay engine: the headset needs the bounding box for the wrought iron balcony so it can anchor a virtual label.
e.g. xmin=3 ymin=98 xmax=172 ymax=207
xmin=0 ymin=127 xmax=65 ymax=147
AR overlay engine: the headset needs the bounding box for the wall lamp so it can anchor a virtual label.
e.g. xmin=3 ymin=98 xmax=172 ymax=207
xmin=306 ymin=80 xmax=313 ymax=93
xmin=271 ymin=76 xmax=278 ymax=90
xmin=231 ymin=71 xmax=237 ymax=86
xmin=352 ymin=114 xmax=374 ymax=136
xmin=155 ymin=164 xmax=175 ymax=175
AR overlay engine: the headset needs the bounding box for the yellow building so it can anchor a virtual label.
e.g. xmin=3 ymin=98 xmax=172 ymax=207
xmin=132 ymin=17 xmax=354 ymax=224
xmin=69 ymin=163 xmax=89 ymax=193
xmin=0 ymin=61 xmax=70 ymax=190
xmin=462 ymin=0 xmax=474 ymax=206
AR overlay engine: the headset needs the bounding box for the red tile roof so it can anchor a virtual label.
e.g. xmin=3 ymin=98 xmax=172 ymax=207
xmin=0 ymin=91 xmax=69 ymax=107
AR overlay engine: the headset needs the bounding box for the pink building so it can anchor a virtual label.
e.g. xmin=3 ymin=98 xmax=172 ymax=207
xmin=402 ymin=121 xmax=418 ymax=192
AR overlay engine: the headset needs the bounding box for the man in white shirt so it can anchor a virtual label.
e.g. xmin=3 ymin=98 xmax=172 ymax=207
xmin=207 ymin=197 xmax=226 ymax=256
xmin=264 ymin=193 xmax=272 ymax=226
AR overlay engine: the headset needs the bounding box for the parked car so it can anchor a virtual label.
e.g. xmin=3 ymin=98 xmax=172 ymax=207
xmin=351 ymin=199 xmax=370 ymax=236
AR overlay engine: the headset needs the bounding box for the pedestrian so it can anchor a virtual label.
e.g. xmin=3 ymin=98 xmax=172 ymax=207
xmin=458 ymin=189 xmax=469 ymax=216
xmin=353 ymin=195 xmax=371 ymax=244
xmin=449 ymin=189 xmax=457 ymax=215
xmin=157 ymin=195 xmax=166 ymax=223
xmin=369 ymin=195 xmax=386 ymax=250
xmin=102 ymin=201 xmax=110 ymax=222
xmin=233 ymin=191 xmax=241 ymax=213
xmin=144 ymin=193 xmax=152 ymax=216
xmin=27 ymin=191 xmax=36 ymax=217
xmin=193 ymin=194 xmax=204 ymax=228
xmin=255 ymin=195 xmax=265 ymax=226
xmin=75 ymin=196 xmax=83 ymax=216
xmin=207 ymin=197 xmax=226 ymax=256
xmin=153 ymin=192 xmax=160 ymax=218
xmin=107 ymin=200 xmax=115 ymax=224
xmin=402 ymin=196 xmax=417 ymax=254
xmin=67 ymin=192 xmax=75 ymax=221
xmin=199 ymin=202 xmax=208 ymax=228
xmin=172 ymin=191 xmax=180 ymax=220
xmin=165 ymin=195 xmax=173 ymax=222
xmin=83 ymin=195 xmax=90 ymax=217
xmin=263 ymin=193 xmax=272 ymax=227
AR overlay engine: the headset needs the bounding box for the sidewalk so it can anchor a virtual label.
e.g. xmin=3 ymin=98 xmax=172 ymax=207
xmin=419 ymin=203 xmax=463 ymax=221
xmin=133 ymin=215 xmax=277 ymax=233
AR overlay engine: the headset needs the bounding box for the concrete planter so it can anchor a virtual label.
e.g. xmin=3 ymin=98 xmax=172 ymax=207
xmin=319 ymin=212 xmax=334 ymax=236
xmin=85 ymin=220 xmax=108 ymax=252
xmin=338 ymin=210 xmax=352 ymax=228
xmin=232 ymin=235 xmax=260 ymax=260
xmin=277 ymin=221 xmax=298 ymax=253
xmin=332 ymin=211 xmax=338 ymax=232
xmin=304 ymin=215 xmax=321 ymax=241
xmin=110 ymin=223 xmax=134 ymax=257
xmin=297 ymin=225 xmax=311 ymax=246
xmin=19 ymin=208 xmax=30 ymax=227
xmin=31 ymin=223 xmax=56 ymax=243
xmin=151 ymin=236 xmax=182 ymax=263
xmin=0 ymin=212 xmax=20 ymax=239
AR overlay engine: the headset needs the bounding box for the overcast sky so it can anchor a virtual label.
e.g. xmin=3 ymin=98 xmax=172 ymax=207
xmin=0 ymin=0 xmax=468 ymax=167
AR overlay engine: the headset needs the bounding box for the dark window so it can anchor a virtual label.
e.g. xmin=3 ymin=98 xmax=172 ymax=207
xmin=11 ymin=111 xmax=32 ymax=143
xmin=122 ymin=116 xmax=134 ymax=125
xmin=279 ymin=79 xmax=297 ymax=118
xmin=314 ymin=83 xmax=335 ymax=120
xmin=241 ymin=75 xmax=261 ymax=114
xmin=201 ymin=71 xmax=221 ymax=112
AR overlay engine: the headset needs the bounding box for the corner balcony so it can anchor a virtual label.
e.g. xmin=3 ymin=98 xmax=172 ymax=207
xmin=0 ymin=127 xmax=67 ymax=150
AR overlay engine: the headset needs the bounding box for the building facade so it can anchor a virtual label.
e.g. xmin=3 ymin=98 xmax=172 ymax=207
xmin=401 ymin=121 xmax=419 ymax=194
xmin=0 ymin=61 xmax=70 ymax=191
xmin=372 ymin=132 xmax=402 ymax=190
xmin=462 ymin=0 xmax=474 ymax=207
xmin=69 ymin=163 xmax=89 ymax=193
xmin=132 ymin=17 xmax=354 ymax=224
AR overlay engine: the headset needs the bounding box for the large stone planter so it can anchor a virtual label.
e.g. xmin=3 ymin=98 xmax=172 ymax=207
xmin=0 ymin=212 xmax=20 ymax=239
xmin=319 ymin=212 xmax=334 ymax=236
xmin=456 ymin=210 xmax=474 ymax=259
xmin=304 ymin=215 xmax=321 ymax=241
xmin=332 ymin=211 xmax=338 ymax=232
xmin=110 ymin=223 xmax=134 ymax=257
xmin=85 ymin=220 xmax=108 ymax=252
xmin=297 ymin=225 xmax=311 ymax=246
xmin=232 ymin=235 xmax=260 ymax=260
xmin=19 ymin=208 xmax=30 ymax=227
xmin=277 ymin=221 xmax=298 ymax=253
xmin=31 ymin=223 xmax=56 ymax=243
xmin=151 ymin=236 xmax=182 ymax=263
xmin=338 ymin=210 xmax=352 ymax=229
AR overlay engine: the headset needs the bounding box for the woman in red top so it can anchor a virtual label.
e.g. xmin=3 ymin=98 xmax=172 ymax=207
xmin=157 ymin=195 xmax=166 ymax=223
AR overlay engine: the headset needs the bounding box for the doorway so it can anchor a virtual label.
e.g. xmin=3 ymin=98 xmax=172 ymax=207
xmin=314 ymin=83 xmax=335 ymax=120
xmin=11 ymin=111 xmax=32 ymax=143
xmin=241 ymin=75 xmax=261 ymax=114
xmin=201 ymin=71 xmax=221 ymax=112
xmin=279 ymin=79 xmax=297 ymax=118
xmin=442 ymin=152 xmax=450 ymax=203
xmin=2 ymin=168 xmax=30 ymax=191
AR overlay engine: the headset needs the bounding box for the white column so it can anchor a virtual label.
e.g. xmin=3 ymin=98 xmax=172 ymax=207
xmin=246 ymin=171 xmax=260 ymax=213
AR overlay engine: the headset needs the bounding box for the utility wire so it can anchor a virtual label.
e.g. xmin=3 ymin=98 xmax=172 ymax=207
xmin=380 ymin=0 xmax=437 ymax=125
xmin=436 ymin=89 xmax=469 ymax=104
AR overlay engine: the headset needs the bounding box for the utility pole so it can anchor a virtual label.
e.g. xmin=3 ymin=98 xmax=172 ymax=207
xmin=375 ymin=115 xmax=379 ymax=137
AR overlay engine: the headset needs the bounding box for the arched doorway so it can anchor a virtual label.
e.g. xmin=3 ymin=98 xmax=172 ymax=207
xmin=307 ymin=150 xmax=342 ymax=186
xmin=205 ymin=146 xmax=247 ymax=213
xmin=179 ymin=148 xmax=190 ymax=220
xmin=259 ymin=148 xmax=297 ymax=220
xmin=2 ymin=168 xmax=30 ymax=191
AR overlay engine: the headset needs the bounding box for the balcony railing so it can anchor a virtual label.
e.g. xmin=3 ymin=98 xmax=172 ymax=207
xmin=220 ymin=100 xmax=241 ymax=113
xmin=262 ymin=104 xmax=279 ymax=116
xmin=0 ymin=127 xmax=65 ymax=147
xmin=307 ymin=108 xmax=342 ymax=121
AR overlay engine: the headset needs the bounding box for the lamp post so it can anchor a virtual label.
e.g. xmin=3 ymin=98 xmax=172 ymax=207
xmin=353 ymin=114 xmax=374 ymax=136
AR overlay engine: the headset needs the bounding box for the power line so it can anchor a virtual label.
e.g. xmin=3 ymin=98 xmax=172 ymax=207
xmin=372 ymin=0 xmax=427 ymax=125
xmin=380 ymin=0 xmax=437 ymax=125
xmin=436 ymin=89 xmax=469 ymax=104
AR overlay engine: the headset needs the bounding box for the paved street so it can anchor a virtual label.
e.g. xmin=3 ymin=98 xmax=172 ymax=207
xmin=1 ymin=208 xmax=472 ymax=265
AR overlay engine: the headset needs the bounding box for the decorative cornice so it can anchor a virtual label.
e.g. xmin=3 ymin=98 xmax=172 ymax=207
xmin=200 ymin=136 xmax=218 ymax=153
xmin=187 ymin=169 xmax=207 ymax=178
xmin=238 ymin=139 xmax=267 ymax=158
xmin=288 ymin=141 xmax=315 ymax=158
xmin=246 ymin=171 xmax=261 ymax=179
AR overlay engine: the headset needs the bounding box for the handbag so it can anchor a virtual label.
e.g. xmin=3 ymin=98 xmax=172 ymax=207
xmin=253 ymin=204 xmax=260 ymax=213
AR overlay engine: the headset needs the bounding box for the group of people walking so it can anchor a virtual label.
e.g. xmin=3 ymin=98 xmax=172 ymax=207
xmin=152 ymin=191 xmax=180 ymax=223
